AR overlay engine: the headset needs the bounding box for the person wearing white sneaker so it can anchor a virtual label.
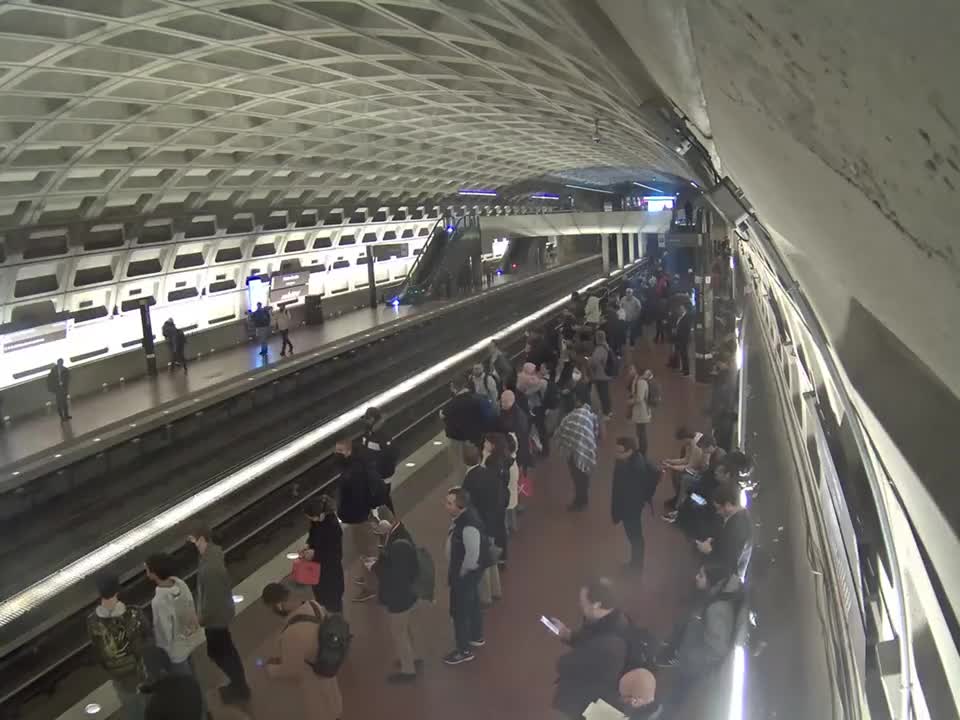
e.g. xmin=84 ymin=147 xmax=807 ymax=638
xmin=442 ymin=487 xmax=491 ymax=665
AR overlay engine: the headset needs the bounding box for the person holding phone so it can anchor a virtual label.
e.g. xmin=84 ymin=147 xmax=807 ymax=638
xmin=549 ymin=578 xmax=629 ymax=719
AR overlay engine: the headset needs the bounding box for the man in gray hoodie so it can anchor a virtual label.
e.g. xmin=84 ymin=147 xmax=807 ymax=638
xmin=188 ymin=526 xmax=250 ymax=704
xmin=144 ymin=552 xmax=208 ymax=718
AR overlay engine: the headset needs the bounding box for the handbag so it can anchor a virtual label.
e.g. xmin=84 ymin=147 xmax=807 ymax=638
xmin=291 ymin=558 xmax=321 ymax=586
xmin=518 ymin=470 xmax=534 ymax=498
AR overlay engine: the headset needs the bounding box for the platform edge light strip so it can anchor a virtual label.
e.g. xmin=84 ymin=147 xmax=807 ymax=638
xmin=0 ymin=271 xmax=627 ymax=627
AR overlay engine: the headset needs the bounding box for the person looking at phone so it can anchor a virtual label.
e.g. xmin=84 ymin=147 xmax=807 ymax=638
xmin=695 ymin=481 xmax=753 ymax=577
xmin=549 ymin=577 xmax=628 ymax=719
xmin=611 ymin=437 xmax=660 ymax=573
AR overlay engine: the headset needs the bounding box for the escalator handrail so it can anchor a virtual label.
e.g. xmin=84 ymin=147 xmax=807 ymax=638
xmin=394 ymin=214 xmax=449 ymax=299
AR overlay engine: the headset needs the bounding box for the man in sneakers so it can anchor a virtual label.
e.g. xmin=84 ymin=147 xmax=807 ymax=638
xmin=443 ymin=486 xmax=490 ymax=665
xmin=370 ymin=506 xmax=423 ymax=683
xmin=187 ymin=526 xmax=250 ymax=705
xmin=86 ymin=574 xmax=149 ymax=720
xmin=556 ymin=391 xmax=601 ymax=511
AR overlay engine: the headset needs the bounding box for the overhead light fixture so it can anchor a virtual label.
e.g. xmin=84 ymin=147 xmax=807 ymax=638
xmin=458 ymin=189 xmax=497 ymax=197
xmin=564 ymin=184 xmax=614 ymax=195
xmin=632 ymin=182 xmax=664 ymax=194
xmin=530 ymin=193 xmax=560 ymax=200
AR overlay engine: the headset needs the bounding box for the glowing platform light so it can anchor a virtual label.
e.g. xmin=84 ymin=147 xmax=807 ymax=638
xmin=286 ymin=552 xmax=300 ymax=560
xmin=457 ymin=189 xmax=497 ymax=197
xmin=84 ymin=703 xmax=102 ymax=715
xmin=0 ymin=270 xmax=616 ymax=630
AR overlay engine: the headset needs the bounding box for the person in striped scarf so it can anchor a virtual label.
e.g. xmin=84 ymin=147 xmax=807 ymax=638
xmin=556 ymin=390 xmax=602 ymax=511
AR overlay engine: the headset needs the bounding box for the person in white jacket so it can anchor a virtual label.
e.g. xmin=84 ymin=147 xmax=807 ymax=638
xmin=505 ymin=432 xmax=520 ymax=533
xmin=584 ymin=294 xmax=602 ymax=325
xmin=145 ymin=552 xmax=208 ymax=718
xmin=275 ymin=306 xmax=294 ymax=356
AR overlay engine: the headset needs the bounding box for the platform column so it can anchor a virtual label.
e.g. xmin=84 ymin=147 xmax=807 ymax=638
xmin=615 ymin=232 xmax=624 ymax=269
xmin=367 ymin=255 xmax=378 ymax=308
xmin=138 ymin=300 xmax=157 ymax=377
xmin=694 ymin=212 xmax=715 ymax=383
xmin=601 ymin=232 xmax=611 ymax=273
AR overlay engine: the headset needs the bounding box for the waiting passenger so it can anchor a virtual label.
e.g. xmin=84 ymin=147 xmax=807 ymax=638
xmin=489 ymin=339 xmax=516 ymax=389
xmin=187 ymin=526 xmax=250 ymax=704
xmin=143 ymin=553 xmax=208 ymax=718
xmin=46 ymin=358 xmax=71 ymax=421
xmin=161 ymin=318 xmax=179 ymax=370
xmin=584 ymin=293 xmax=602 ymax=326
xmin=589 ymin=330 xmax=614 ymax=418
xmin=696 ymin=481 xmax=753 ymax=577
xmin=443 ymin=486 xmax=491 ymax=665
xmin=251 ymin=302 xmax=271 ymax=356
xmin=618 ymin=668 xmax=663 ymax=719
xmin=626 ymin=365 xmax=655 ymax=456
xmin=259 ymin=583 xmax=345 ymax=720
xmin=661 ymin=428 xmax=707 ymax=523
xmin=141 ymin=645 xmax=204 ymax=720
xmin=657 ymin=564 xmax=743 ymax=706
xmin=611 ymin=437 xmax=660 ymax=573
xmin=556 ymin=393 xmax=601 ymax=511
xmin=360 ymin=406 xmax=397 ymax=511
xmin=470 ymin=362 xmax=500 ymax=407
xmin=670 ymin=303 xmax=693 ymax=377
xmin=516 ymin=362 xmax=549 ymax=455
xmin=620 ymin=288 xmax=644 ymax=347
xmin=604 ymin=299 xmax=627 ymax=359
xmin=441 ymin=376 xmax=490 ymax=473
xmin=497 ymin=389 xmax=532 ymax=474
xmin=275 ymin=306 xmax=294 ymax=356
xmin=86 ymin=573 xmax=149 ymax=720
xmin=334 ymin=435 xmax=385 ymax=602
xmin=549 ymin=578 xmax=628 ymax=719
xmin=174 ymin=327 xmax=188 ymax=373
xmin=369 ymin=505 xmax=427 ymax=683
xmin=300 ymin=495 xmax=344 ymax=613
xmin=463 ymin=442 xmax=503 ymax=605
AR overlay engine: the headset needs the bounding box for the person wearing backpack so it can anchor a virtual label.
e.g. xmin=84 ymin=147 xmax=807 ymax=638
xmin=370 ymin=505 xmax=428 ymax=683
xmin=301 ymin=496 xmax=345 ymax=613
xmin=626 ymin=365 xmax=656 ymax=456
xmin=611 ymin=437 xmax=659 ymax=572
xmin=548 ymin=578 xmax=629 ymax=719
xmin=260 ymin=583 xmax=344 ymax=720
xmin=86 ymin=573 xmax=149 ymax=720
xmin=360 ymin=406 xmax=397 ymax=511
xmin=470 ymin=362 xmax=500 ymax=406
xmin=589 ymin=330 xmax=614 ymax=419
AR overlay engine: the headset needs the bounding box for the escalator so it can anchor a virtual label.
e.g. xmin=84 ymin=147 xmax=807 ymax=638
xmin=395 ymin=215 xmax=481 ymax=304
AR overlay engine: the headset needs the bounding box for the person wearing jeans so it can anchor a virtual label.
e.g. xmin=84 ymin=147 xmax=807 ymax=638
xmin=589 ymin=330 xmax=614 ymax=418
xmin=556 ymin=394 xmax=600 ymax=511
xmin=187 ymin=527 xmax=250 ymax=705
xmin=443 ymin=487 xmax=489 ymax=665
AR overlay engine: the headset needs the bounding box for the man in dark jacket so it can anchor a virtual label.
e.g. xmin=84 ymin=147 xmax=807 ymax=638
xmin=497 ymin=389 xmax=532 ymax=472
xmin=359 ymin=406 xmax=396 ymax=511
xmin=697 ymin=481 xmax=753 ymax=577
xmin=611 ymin=437 xmax=660 ymax=572
xmin=187 ymin=526 xmax=249 ymax=704
xmin=673 ymin=304 xmax=693 ymax=376
xmin=658 ymin=564 xmax=743 ymax=708
xmin=550 ymin=577 xmax=629 ymax=719
xmin=86 ymin=573 xmax=149 ymax=719
xmin=463 ymin=442 xmax=504 ymax=604
xmin=443 ymin=486 xmax=490 ymax=665
xmin=371 ymin=506 xmax=422 ymax=683
xmin=441 ymin=377 xmax=490 ymax=473
xmin=334 ymin=434 xmax=385 ymax=602
xmin=46 ymin=358 xmax=71 ymax=420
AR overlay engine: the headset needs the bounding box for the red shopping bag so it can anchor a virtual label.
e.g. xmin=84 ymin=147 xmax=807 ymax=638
xmin=518 ymin=470 xmax=534 ymax=498
xmin=292 ymin=558 xmax=321 ymax=585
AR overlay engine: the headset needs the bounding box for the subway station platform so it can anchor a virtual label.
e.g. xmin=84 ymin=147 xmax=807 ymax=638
xmin=67 ymin=333 xmax=712 ymax=720
xmin=0 ymin=274 xmax=528 ymax=472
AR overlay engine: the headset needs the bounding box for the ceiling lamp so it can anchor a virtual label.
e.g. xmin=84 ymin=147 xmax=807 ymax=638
xmin=458 ymin=189 xmax=497 ymax=197
xmin=530 ymin=193 xmax=560 ymax=200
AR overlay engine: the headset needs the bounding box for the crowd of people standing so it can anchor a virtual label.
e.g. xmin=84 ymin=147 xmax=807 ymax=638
xmin=83 ymin=263 xmax=752 ymax=720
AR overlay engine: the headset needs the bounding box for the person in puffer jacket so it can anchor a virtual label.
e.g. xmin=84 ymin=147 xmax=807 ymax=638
xmin=87 ymin=573 xmax=149 ymax=720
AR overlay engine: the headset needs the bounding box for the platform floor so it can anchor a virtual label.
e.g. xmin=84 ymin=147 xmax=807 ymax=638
xmin=0 ymin=274 xmax=527 ymax=470
xmin=180 ymin=332 xmax=712 ymax=720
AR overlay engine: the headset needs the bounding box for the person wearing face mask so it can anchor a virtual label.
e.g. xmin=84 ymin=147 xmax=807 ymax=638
xmin=259 ymin=583 xmax=344 ymax=720
xmin=300 ymin=496 xmax=345 ymax=613
xmin=548 ymin=578 xmax=629 ymax=719
xmin=333 ymin=435 xmax=385 ymax=602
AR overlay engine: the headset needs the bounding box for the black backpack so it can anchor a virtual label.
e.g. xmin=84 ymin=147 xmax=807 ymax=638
xmin=646 ymin=378 xmax=662 ymax=408
xmin=603 ymin=345 xmax=617 ymax=377
xmin=364 ymin=435 xmax=397 ymax=480
xmin=288 ymin=603 xmax=352 ymax=677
